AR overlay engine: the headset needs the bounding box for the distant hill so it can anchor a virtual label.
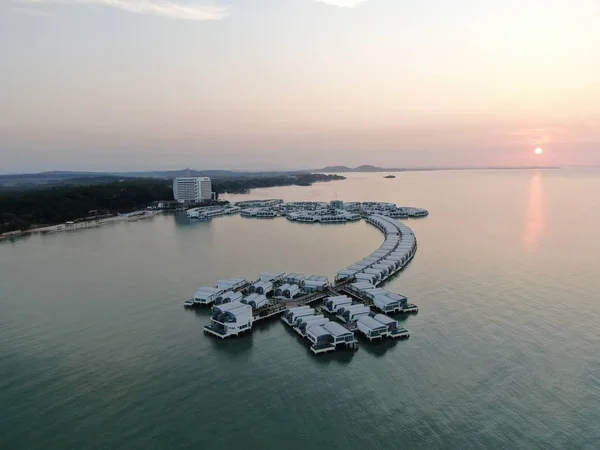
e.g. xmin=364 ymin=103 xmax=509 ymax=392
xmin=318 ymin=165 xmax=403 ymax=172
xmin=0 ymin=169 xmax=306 ymax=188
xmin=1 ymin=165 xmax=561 ymax=188
xmin=0 ymin=171 xmax=114 ymax=181
xmin=317 ymin=165 xmax=560 ymax=173
xmin=116 ymin=169 xmax=265 ymax=179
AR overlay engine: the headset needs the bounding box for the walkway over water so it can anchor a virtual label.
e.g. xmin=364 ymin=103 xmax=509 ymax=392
xmin=192 ymin=203 xmax=426 ymax=342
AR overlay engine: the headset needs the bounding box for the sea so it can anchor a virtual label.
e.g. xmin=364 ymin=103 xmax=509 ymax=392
xmin=1 ymin=169 xmax=599 ymax=450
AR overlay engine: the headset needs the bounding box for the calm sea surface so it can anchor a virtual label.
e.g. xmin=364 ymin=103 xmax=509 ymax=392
xmin=2 ymin=170 xmax=600 ymax=449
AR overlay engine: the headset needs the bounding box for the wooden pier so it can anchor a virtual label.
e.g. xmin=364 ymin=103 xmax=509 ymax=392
xmin=252 ymin=303 xmax=287 ymax=323
xmin=310 ymin=344 xmax=336 ymax=355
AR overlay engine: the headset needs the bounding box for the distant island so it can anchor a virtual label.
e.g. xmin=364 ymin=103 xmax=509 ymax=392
xmin=318 ymin=165 xmax=398 ymax=173
xmin=316 ymin=165 xmax=560 ymax=173
xmin=384 ymin=175 xmax=396 ymax=179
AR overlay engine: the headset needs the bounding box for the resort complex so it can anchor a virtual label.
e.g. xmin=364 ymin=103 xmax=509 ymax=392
xmin=185 ymin=199 xmax=428 ymax=222
xmin=184 ymin=200 xmax=428 ymax=356
xmin=173 ymin=176 xmax=214 ymax=203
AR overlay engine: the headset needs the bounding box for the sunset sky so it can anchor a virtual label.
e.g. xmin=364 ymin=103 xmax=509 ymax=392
xmin=1 ymin=0 xmax=599 ymax=172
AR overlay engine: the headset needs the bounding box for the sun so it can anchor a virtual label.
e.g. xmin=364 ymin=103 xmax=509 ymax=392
xmin=534 ymin=147 xmax=543 ymax=155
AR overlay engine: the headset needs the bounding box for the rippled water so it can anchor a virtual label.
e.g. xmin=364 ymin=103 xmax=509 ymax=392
xmin=1 ymin=169 xmax=600 ymax=449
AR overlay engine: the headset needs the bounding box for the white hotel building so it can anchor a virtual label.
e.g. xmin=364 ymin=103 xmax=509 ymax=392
xmin=173 ymin=177 xmax=212 ymax=203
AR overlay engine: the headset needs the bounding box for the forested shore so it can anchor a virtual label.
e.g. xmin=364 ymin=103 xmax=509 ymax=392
xmin=0 ymin=173 xmax=344 ymax=234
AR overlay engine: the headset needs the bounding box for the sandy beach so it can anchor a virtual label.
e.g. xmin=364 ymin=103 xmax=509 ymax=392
xmin=0 ymin=210 xmax=161 ymax=240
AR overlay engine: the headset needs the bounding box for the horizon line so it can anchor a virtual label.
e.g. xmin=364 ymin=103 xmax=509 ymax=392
xmin=0 ymin=164 xmax=587 ymax=177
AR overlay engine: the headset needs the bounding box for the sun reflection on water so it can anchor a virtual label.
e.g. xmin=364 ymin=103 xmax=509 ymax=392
xmin=523 ymin=170 xmax=546 ymax=250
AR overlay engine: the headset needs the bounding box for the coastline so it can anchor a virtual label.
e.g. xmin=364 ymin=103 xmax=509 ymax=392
xmin=0 ymin=210 xmax=160 ymax=241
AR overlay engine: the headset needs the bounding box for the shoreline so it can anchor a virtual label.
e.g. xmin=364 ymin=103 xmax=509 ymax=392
xmin=0 ymin=210 xmax=161 ymax=241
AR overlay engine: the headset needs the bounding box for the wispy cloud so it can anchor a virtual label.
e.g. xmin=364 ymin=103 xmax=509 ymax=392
xmin=313 ymin=0 xmax=369 ymax=7
xmin=16 ymin=0 xmax=229 ymax=21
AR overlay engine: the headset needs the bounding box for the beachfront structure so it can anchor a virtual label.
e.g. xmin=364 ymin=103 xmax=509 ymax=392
xmin=281 ymin=306 xmax=315 ymax=326
xmin=295 ymin=314 xmax=328 ymax=328
xmin=372 ymin=292 xmax=407 ymax=313
xmin=282 ymin=273 xmax=306 ymax=286
xmin=372 ymin=314 xmax=410 ymax=338
xmin=343 ymin=202 xmax=361 ymax=211
xmin=303 ymin=275 xmax=328 ymax=290
xmin=274 ymin=283 xmax=300 ymax=299
xmin=283 ymin=284 xmax=300 ymax=298
xmin=358 ymin=256 xmax=380 ymax=265
xmin=193 ymin=199 xmax=424 ymax=347
xmin=186 ymin=208 xmax=205 ymax=219
xmin=215 ymin=278 xmax=247 ymax=291
xmin=280 ymin=201 xmax=329 ymax=211
xmin=258 ymin=271 xmax=286 ymax=283
xmin=337 ymin=305 xmax=371 ymax=323
xmin=214 ymin=290 xmax=244 ymax=305
xmin=248 ymin=281 xmax=273 ymax=296
xmin=356 ymin=315 xmax=389 ymax=341
xmin=330 ymin=200 xmax=344 ymax=210
xmin=173 ymin=177 xmax=212 ymax=203
xmin=347 ymin=281 xmax=376 ymax=295
xmin=372 ymin=263 xmax=395 ymax=275
xmin=347 ymin=264 xmax=370 ymax=271
xmin=335 ymin=269 xmax=358 ymax=281
xmin=235 ymin=199 xmax=283 ymax=208
xmin=204 ymin=301 xmax=253 ymax=339
xmin=295 ymin=315 xmax=330 ymax=335
xmin=364 ymin=287 xmax=407 ymax=303
xmin=187 ymin=206 xmax=230 ymax=219
xmin=286 ymin=210 xmax=360 ymax=223
xmin=322 ymin=295 xmax=353 ymax=314
xmin=241 ymin=293 xmax=268 ymax=309
xmin=306 ymin=322 xmax=358 ymax=354
xmin=363 ymin=267 xmax=384 ymax=281
xmin=193 ymin=287 xmax=225 ymax=305
xmin=240 ymin=208 xmax=277 ymax=218
xmin=343 ymin=214 xmax=419 ymax=285
xmin=306 ymin=325 xmax=335 ymax=352
xmin=359 ymin=202 xmax=428 ymax=218
xmin=354 ymin=273 xmax=378 ymax=284
xmin=187 ymin=206 xmax=240 ymax=218
xmin=360 ymin=287 xmax=389 ymax=299
xmin=362 ymin=201 xmax=396 ymax=211
xmin=274 ymin=284 xmax=290 ymax=297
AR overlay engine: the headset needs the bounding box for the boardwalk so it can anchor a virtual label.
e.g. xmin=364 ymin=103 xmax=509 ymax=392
xmin=253 ymin=303 xmax=287 ymax=323
xmin=197 ymin=208 xmax=422 ymax=342
xmin=252 ymin=286 xmax=345 ymax=322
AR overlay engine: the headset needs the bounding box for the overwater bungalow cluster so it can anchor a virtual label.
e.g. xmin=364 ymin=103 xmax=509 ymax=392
xmin=182 ymin=198 xmax=428 ymax=356
xmin=184 ymin=200 xmax=428 ymax=222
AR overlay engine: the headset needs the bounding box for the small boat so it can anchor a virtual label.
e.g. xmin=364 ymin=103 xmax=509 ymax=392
xmin=183 ymin=299 xmax=194 ymax=307
xmin=384 ymin=175 xmax=396 ymax=179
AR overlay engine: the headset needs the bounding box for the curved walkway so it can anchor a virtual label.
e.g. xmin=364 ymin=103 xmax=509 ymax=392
xmin=335 ymin=214 xmax=417 ymax=287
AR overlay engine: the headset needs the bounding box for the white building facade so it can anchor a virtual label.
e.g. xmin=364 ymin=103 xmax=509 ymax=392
xmin=173 ymin=177 xmax=212 ymax=203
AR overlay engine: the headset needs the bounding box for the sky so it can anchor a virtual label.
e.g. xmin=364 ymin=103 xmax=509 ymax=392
xmin=1 ymin=0 xmax=600 ymax=172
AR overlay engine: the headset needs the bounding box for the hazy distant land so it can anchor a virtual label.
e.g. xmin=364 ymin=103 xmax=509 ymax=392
xmin=0 ymin=165 xmax=560 ymax=188
xmin=316 ymin=165 xmax=561 ymax=173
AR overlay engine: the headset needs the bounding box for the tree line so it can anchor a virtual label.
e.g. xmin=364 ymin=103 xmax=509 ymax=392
xmin=0 ymin=173 xmax=344 ymax=234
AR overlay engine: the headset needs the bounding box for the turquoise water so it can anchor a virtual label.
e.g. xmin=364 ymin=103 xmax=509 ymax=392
xmin=1 ymin=170 xmax=600 ymax=449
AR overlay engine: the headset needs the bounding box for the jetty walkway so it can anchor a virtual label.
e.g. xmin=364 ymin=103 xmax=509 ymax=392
xmin=190 ymin=201 xmax=428 ymax=346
